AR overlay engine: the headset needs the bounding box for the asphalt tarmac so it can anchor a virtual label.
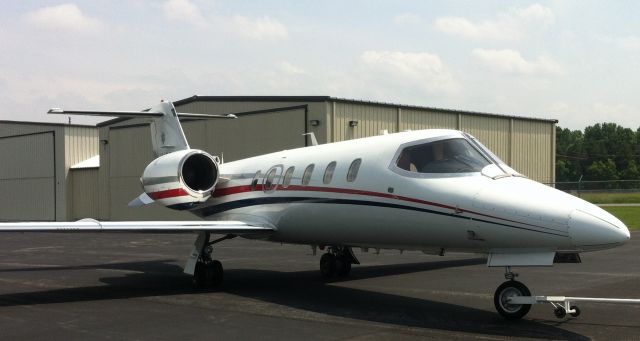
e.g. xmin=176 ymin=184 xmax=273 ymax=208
xmin=0 ymin=232 xmax=638 ymax=340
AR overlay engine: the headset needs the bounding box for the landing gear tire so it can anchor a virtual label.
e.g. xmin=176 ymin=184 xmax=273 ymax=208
xmin=494 ymin=280 xmax=532 ymax=320
xmin=554 ymin=307 xmax=567 ymax=319
xmin=320 ymin=253 xmax=336 ymax=278
xmin=570 ymin=305 xmax=580 ymax=317
xmin=209 ymin=260 xmax=224 ymax=287
xmin=194 ymin=262 xmax=207 ymax=288
xmin=336 ymin=258 xmax=351 ymax=277
xmin=194 ymin=260 xmax=224 ymax=288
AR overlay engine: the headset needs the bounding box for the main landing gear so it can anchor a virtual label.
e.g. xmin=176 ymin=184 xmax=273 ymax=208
xmin=192 ymin=233 xmax=235 ymax=289
xmin=320 ymin=246 xmax=359 ymax=278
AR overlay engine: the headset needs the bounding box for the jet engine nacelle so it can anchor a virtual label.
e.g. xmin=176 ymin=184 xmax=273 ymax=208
xmin=141 ymin=149 xmax=219 ymax=209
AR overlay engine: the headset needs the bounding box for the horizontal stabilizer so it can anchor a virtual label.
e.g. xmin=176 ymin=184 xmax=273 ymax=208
xmin=0 ymin=219 xmax=275 ymax=234
xmin=48 ymin=109 xmax=237 ymax=119
xmin=128 ymin=192 xmax=155 ymax=207
xmin=177 ymin=113 xmax=237 ymax=119
xmin=48 ymin=108 xmax=162 ymax=118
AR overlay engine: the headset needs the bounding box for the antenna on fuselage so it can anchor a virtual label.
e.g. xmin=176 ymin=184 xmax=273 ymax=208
xmin=302 ymin=132 xmax=318 ymax=146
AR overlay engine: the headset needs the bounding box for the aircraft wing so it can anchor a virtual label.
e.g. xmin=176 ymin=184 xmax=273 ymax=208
xmin=0 ymin=219 xmax=274 ymax=234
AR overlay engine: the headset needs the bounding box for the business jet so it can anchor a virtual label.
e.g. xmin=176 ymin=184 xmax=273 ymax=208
xmin=0 ymin=101 xmax=631 ymax=320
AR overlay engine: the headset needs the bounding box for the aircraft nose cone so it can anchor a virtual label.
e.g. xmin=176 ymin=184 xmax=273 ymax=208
xmin=569 ymin=208 xmax=630 ymax=250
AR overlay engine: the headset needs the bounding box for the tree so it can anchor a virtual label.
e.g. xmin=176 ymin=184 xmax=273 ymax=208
xmin=583 ymin=123 xmax=636 ymax=173
xmin=585 ymin=159 xmax=618 ymax=181
xmin=556 ymin=123 xmax=640 ymax=183
xmin=621 ymin=160 xmax=640 ymax=180
xmin=555 ymin=126 xmax=584 ymax=182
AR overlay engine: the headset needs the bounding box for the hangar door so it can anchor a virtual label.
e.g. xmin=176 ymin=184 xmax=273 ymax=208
xmin=0 ymin=132 xmax=56 ymax=221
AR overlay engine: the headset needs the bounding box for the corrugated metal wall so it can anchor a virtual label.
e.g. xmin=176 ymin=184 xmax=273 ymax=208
xmin=64 ymin=126 xmax=99 ymax=219
xmin=70 ymin=168 xmax=98 ymax=219
xmin=333 ymin=102 xmax=397 ymax=141
xmin=459 ymin=115 xmax=511 ymax=163
xmin=0 ymin=122 xmax=98 ymax=221
xmin=185 ymin=109 xmax=307 ymax=161
xmin=178 ymin=101 xmax=328 ymax=144
xmin=64 ymin=127 xmax=99 ymax=169
xmin=0 ymin=132 xmax=55 ymax=221
xmin=512 ymin=120 xmax=554 ymax=183
xmin=399 ymin=109 xmax=458 ymax=130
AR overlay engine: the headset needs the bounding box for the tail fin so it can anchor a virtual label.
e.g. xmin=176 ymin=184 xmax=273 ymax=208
xmin=49 ymin=101 xmax=236 ymax=157
xmin=148 ymin=101 xmax=189 ymax=157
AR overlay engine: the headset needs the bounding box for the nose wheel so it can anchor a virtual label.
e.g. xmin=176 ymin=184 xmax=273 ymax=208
xmin=494 ymin=280 xmax=532 ymax=320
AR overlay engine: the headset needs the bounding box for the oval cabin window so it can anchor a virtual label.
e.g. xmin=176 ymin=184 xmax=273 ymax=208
xmin=302 ymin=164 xmax=314 ymax=186
xmin=251 ymin=170 xmax=262 ymax=190
xmin=282 ymin=166 xmax=295 ymax=188
xmin=323 ymin=161 xmax=337 ymax=184
xmin=347 ymin=158 xmax=362 ymax=182
xmin=264 ymin=168 xmax=278 ymax=191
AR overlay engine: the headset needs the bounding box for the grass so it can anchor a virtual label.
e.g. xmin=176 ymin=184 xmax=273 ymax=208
xmin=601 ymin=206 xmax=640 ymax=230
xmin=575 ymin=192 xmax=640 ymax=204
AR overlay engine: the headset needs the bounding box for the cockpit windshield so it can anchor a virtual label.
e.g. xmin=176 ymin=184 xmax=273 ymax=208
xmin=465 ymin=133 xmax=521 ymax=176
xmin=396 ymin=138 xmax=491 ymax=173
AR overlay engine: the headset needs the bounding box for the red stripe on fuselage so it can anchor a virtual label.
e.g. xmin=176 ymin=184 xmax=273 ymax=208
xmin=212 ymin=185 xmax=260 ymax=197
xmin=212 ymin=184 xmax=454 ymax=210
xmin=210 ymin=183 xmax=558 ymax=231
xmin=148 ymin=188 xmax=189 ymax=200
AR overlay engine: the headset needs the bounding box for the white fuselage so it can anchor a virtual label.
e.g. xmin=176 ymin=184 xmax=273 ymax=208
xmin=189 ymin=130 xmax=630 ymax=254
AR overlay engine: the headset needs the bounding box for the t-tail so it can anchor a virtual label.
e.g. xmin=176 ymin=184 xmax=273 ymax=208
xmin=50 ymin=101 xmax=236 ymax=209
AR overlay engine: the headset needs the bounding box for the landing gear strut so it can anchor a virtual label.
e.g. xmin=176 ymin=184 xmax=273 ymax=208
xmin=320 ymin=246 xmax=358 ymax=278
xmin=494 ymin=267 xmax=532 ymax=320
xmin=192 ymin=232 xmax=235 ymax=288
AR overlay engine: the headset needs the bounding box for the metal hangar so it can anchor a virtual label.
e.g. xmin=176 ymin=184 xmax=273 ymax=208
xmin=0 ymin=96 xmax=557 ymax=221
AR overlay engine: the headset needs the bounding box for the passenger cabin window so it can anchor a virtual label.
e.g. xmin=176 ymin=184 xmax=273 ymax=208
xmin=282 ymin=166 xmax=295 ymax=188
xmin=264 ymin=168 xmax=278 ymax=191
xmin=323 ymin=161 xmax=337 ymax=184
xmin=396 ymin=138 xmax=490 ymax=173
xmin=347 ymin=158 xmax=362 ymax=182
xmin=302 ymin=164 xmax=314 ymax=185
xmin=251 ymin=170 xmax=262 ymax=190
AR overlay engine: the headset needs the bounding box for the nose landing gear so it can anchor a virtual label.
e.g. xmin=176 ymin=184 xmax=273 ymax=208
xmin=494 ymin=267 xmax=532 ymax=320
xmin=493 ymin=267 xmax=640 ymax=320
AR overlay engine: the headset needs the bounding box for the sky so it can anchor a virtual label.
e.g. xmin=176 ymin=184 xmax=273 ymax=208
xmin=0 ymin=0 xmax=639 ymax=130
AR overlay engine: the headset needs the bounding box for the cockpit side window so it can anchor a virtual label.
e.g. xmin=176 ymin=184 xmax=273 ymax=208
xmin=396 ymin=138 xmax=491 ymax=173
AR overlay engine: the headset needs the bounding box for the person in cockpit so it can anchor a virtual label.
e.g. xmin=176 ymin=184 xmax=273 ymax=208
xmin=397 ymin=138 xmax=490 ymax=174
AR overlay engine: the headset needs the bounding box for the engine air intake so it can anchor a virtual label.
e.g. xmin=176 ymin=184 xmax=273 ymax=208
xmin=182 ymin=153 xmax=217 ymax=192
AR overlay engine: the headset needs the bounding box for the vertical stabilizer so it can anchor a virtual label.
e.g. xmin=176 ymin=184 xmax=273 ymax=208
xmin=149 ymin=101 xmax=190 ymax=158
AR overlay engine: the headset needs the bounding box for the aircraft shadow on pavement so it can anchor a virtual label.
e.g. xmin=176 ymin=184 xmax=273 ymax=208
xmin=0 ymin=258 xmax=586 ymax=340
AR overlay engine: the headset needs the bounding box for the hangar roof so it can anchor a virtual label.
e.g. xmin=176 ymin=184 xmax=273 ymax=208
xmin=97 ymin=95 xmax=558 ymax=127
xmin=174 ymin=95 xmax=559 ymax=124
